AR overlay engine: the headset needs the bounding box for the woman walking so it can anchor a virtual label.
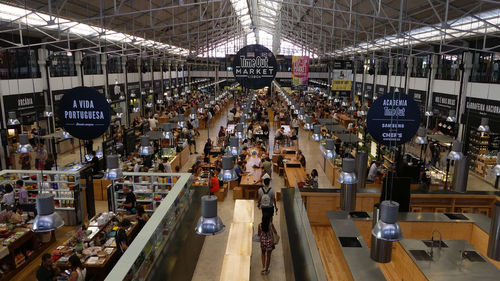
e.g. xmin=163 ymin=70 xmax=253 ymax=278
xmin=258 ymin=214 xmax=277 ymax=275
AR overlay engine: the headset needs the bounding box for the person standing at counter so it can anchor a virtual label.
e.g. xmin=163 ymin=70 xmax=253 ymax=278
xmin=19 ymin=151 xmax=31 ymax=170
xmin=90 ymin=151 xmax=99 ymax=175
xmin=367 ymin=161 xmax=382 ymax=183
xmin=35 ymin=143 xmax=47 ymax=170
xmin=1 ymin=184 xmax=15 ymax=210
xmin=162 ymin=157 xmax=172 ymax=173
xmin=120 ymin=186 xmax=136 ymax=214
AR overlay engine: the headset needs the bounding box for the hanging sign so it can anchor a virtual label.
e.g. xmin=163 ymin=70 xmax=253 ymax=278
xmin=58 ymin=86 xmax=111 ymax=140
xmin=366 ymin=92 xmax=421 ymax=146
xmin=232 ymin=44 xmax=278 ymax=89
xmin=292 ymin=56 xmax=309 ymax=86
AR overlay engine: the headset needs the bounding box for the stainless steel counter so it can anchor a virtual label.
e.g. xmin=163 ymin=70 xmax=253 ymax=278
xmin=327 ymin=211 xmax=494 ymax=281
xmin=400 ymin=239 xmax=500 ymax=281
xmin=327 ymin=211 xmax=386 ymax=281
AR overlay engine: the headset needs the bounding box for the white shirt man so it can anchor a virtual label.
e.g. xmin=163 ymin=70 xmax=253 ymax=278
xmin=367 ymin=162 xmax=381 ymax=182
xmin=148 ymin=117 xmax=158 ymax=130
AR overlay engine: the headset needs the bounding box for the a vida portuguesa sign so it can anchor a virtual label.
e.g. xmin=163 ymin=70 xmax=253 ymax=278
xmin=58 ymin=87 xmax=111 ymax=140
xmin=367 ymin=92 xmax=421 ymax=146
xmin=232 ymin=44 xmax=278 ymax=89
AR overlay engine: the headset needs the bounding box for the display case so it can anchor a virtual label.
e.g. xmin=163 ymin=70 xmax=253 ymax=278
xmin=0 ymin=170 xmax=84 ymax=226
xmin=107 ymin=173 xmax=178 ymax=214
xmin=104 ymin=173 xmax=203 ymax=281
xmin=426 ymin=166 xmax=451 ymax=185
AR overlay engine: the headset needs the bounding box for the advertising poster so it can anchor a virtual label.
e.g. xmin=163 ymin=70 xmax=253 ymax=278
xmin=292 ymin=56 xmax=309 ymax=86
xmin=331 ymin=60 xmax=353 ymax=94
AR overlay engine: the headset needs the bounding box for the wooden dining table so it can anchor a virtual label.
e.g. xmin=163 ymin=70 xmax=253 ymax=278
xmin=284 ymin=161 xmax=307 ymax=188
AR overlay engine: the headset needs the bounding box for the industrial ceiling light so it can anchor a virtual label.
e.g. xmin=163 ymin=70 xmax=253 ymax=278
xmin=236 ymin=123 xmax=245 ymax=139
xmin=312 ymin=125 xmax=322 ymax=141
xmin=132 ymin=103 xmax=140 ymax=113
xmin=195 ymin=195 xmax=225 ymax=236
xmin=304 ymin=116 xmax=313 ymax=130
xmin=130 ymin=90 xmax=137 ymax=98
xmin=357 ymin=105 xmax=368 ymax=117
xmin=298 ymin=108 xmax=306 ymax=121
xmin=43 ymin=106 xmax=53 ymax=118
xmin=478 ymin=117 xmax=490 ymax=133
xmin=334 ymin=94 xmax=340 ymax=103
xmin=321 ymin=139 xmax=337 ymax=159
xmin=493 ymin=152 xmax=500 ymax=176
xmin=348 ymin=102 xmax=357 ymax=113
xmin=447 ymin=140 xmax=463 ymax=161
xmin=446 ymin=110 xmax=456 ymax=122
xmin=177 ymin=115 xmax=186 ymax=128
xmin=156 ymin=98 xmax=163 ymax=104
xmin=17 ymin=134 xmax=33 ymax=153
xmin=145 ymin=99 xmax=153 ymax=108
xmin=220 ymin=155 xmax=238 ymax=181
xmin=139 ymin=136 xmax=153 ymax=156
xmin=32 ymin=194 xmax=64 ymax=232
xmin=7 ymin=112 xmax=20 ymax=126
xmin=106 ymin=98 xmax=112 ymax=104
xmin=414 ymin=127 xmax=428 ymax=145
xmin=424 ymin=108 xmax=434 ymax=117
xmin=371 ymin=200 xmax=403 ymax=242
xmin=341 ymin=98 xmax=349 ymax=107
xmin=104 ymin=155 xmax=123 ymax=180
xmin=189 ymin=107 xmax=197 ymax=120
xmin=198 ymin=104 xmax=205 ymax=114
xmin=114 ymin=108 xmax=123 ymax=119
xmin=229 ymin=137 xmax=240 ymax=156
xmin=62 ymin=130 xmax=72 ymax=139
xmin=338 ymin=158 xmax=357 ymax=185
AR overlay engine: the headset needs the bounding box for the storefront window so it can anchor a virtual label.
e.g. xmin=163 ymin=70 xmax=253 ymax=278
xmin=0 ymin=48 xmax=40 ymax=79
xmin=411 ymin=56 xmax=430 ymax=78
xmin=82 ymin=53 xmax=102 ymax=75
xmin=107 ymin=55 xmax=123 ymax=73
xmin=153 ymin=59 xmax=161 ymax=72
xmin=49 ymin=51 xmax=77 ymax=77
xmin=127 ymin=58 xmax=138 ymax=73
xmin=435 ymin=54 xmax=460 ymax=80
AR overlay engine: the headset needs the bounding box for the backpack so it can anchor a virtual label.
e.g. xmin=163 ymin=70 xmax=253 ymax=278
xmin=260 ymin=187 xmax=273 ymax=208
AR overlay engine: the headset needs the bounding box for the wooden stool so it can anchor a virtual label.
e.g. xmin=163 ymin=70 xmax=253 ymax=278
xmin=233 ymin=187 xmax=243 ymax=200
xmin=434 ymin=207 xmax=447 ymax=213
xmin=461 ymin=208 xmax=474 ymax=214
xmin=245 ymin=189 xmax=258 ymax=200
xmin=215 ymin=188 xmax=225 ymax=202
xmin=410 ymin=206 xmax=423 ymax=213
xmin=278 ymin=166 xmax=284 ymax=176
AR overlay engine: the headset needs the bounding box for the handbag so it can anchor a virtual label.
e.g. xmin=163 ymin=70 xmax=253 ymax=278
xmin=272 ymin=225 xmax=280 ymax=245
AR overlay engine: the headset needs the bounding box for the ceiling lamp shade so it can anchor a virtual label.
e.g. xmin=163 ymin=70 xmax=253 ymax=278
xmin=414 ymin=127 xmax=428 ymax=145
xmin=130 ymin=90 xmax=137 ymax=98
xmin=145 ymin=99 xmax=153 ymax=108
xmin=236 ymin=123 xmax=245 ymax=139
xmin=62 ymin=130 xmax=72 ymax=139
xmin=333 ymin=94 xmax=340 ymax=103
xmin=139 ymin=136 xmax=153 ymax=156
xmin=7 ymin=112 xmax=20 ymax=126
xmin=447 ymin=140 xmax=463 ymax=161
xmin=348 ymin=102 xmax=357 ymax=113
xmin=341 ymin=98 xmax=349 ymax=107
xmin=446 ymin=110 xmax=456 ymax=122
xmin=105 ymin=155 xmax=123 ymax=180
xmin=312 ymin=125 xmax=322 ymax=141
xmin=43 ymin=106 xmax=53 ymax=118
xmin=162 ymin=123 xmax=174 ymax=139
xmin=229 ymin=137 xmax=240 ymax=156
xmin=132 ymin=105 xmax=140 ymax=113
xmin=338 ymin=158 xmax=357 ymax=184
xmin=156 ymin=98 xmax=163 ymax=105
xmin=371 ymin=200 xmax=403 ymax=242
xmin=220 ymin=156 xmax=238 ymax=181
xmin=177 ymin=115 xmax=186 ymax=128
xmin=189 ymin=107 xmax=197 ymax=120
xmin=478 ymin=117 xmax=490 ymax=133
xmin=106 ymin=98 xmax=112 ymax=104
xmin=32 ymin=193 xmax=64 ymax=232
xmin=492 ymin=152 xmax=500 ymax=176
xmin=17 ymin=134 xmax=33 ymax=153
xmin=114 ymin=107 xmax=123 ymax=119
xmin=322 ymin=139 xmax=337 ymax=159
xmin=195 ymin=195 xmax=225 ymax=236
xmin=298 ymin=108 xmax=306 ymax=120
xmin=357 ymin=105 xmax=368 ymax=117
xmin=424 ymin=108 xmax=434 ymax=117
xmin=304 ymin=116 xmax=313 ymax=130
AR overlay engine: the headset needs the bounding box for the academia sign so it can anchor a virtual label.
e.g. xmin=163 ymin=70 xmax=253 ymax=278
xmin=367 ymin=92 xmax=421 ymax=146
xmin=232 ymin=44 xmax=278 ymax=89
xmin=58 ymin=87 xmax=111 ymax=140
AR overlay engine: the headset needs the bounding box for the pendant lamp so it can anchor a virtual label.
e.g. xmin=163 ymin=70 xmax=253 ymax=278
xmin=139 ymin=136 xmax=153 ymax=156
xmin=195 ymin=195 xmax=225 ymax=235
xmin=105 ymin=155 xmax=123 ymax=180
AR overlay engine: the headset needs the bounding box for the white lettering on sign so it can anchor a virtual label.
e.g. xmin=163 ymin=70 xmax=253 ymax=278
xmin=435 ymin=96 xmax=456 ymax=106
xmin=18 ymin=97 xmax=33 ymax=107
xmin=239 ymin=56 xmax=269 ymax=68
xmin=467 ymin=101 xmax=500 ymax=114
xmin=65 ymin=99 xmax=103 ymax=120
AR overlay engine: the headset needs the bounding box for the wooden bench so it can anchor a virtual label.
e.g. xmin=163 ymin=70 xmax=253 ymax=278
xmin=220 ymin=200 xmax=254 ymax=281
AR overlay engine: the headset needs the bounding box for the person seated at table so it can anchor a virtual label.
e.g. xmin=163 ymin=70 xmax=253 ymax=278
xmin=235 ymin=161 xmax=244 ymax=184
xmin=37 ymin=253 xmax=61 ymax=281
xmin=306 ymin=169 xmax=319 ymax=188
xmin=120 ymin=186 xmax=136 ymax=214
xmin=296 ymin=150 xmax=306 ymax=168
xmin=367 ymin=161 xmax=383 ymax=183
xmin=67 ymin=254 xmax=86 ymax=281
xmin=275 ymin=127 xmax=285 ymax=141
xmin=116 ymin=219 xmax=131 ymax=253
xmin=246 ymin=151 xmax=262 ymax=170
xmin=239 ymin=147 xmax=249 ymax=161
xmin=218 ymin=126 xmax=226 ymax=138
xmin=210 ymin=168 xmax=221 ymax=194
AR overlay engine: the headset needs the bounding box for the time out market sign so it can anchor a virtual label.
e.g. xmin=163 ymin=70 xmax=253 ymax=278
xmin=58 ymin=87 xmax=111 ymax=140
xmin=232 ymin=44 xmax=278 ymax=89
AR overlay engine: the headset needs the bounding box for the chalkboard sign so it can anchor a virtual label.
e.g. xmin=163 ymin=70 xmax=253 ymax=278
xmin=366 ymin=92 xmax=421 ymax=146
xmin=58 ymin=87 xmax=111 ymax=140
xmin=232 ymin=44 xmax=278 ymax=89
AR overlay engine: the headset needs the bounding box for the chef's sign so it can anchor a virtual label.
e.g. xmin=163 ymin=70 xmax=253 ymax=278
xmin=367 ymin=92 xmax=421 ymax=146
xmin=232 ymin=44 xmax=278 ymax=89
xmin=58 ymin=87 xmax=111 ymax=140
